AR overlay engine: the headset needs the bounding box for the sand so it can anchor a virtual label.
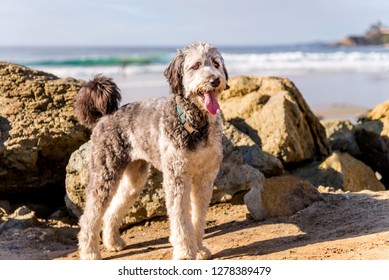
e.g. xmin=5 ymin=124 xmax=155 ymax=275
xmin=1 ymin=189 xmax=388 ymax=260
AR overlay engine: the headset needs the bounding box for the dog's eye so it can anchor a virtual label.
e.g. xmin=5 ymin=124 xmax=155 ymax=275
xmin=213 ymin=60 xmax=220 ymax=68
xmin=191 ymin=62 xmax=201 ymax=70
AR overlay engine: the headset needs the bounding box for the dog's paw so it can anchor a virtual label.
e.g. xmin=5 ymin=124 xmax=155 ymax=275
xmin=172 ymin=248 xmax=197 ymax=260
xmin=79 ymin=251 xmax=102 ymax=260
xmin=197 ymin=247 xmax=212 ymax=260
xmin=103 ymin=234 xmax=126 ymax=252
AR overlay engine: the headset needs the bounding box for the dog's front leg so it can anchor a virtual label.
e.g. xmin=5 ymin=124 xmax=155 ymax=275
xmin=191 ymin=176 xmax=214 ymax=260
xmin=163 ymin=161 xmax=197 ymax=260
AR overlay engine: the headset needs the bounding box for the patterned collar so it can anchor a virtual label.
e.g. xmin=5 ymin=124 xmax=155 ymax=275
xmin=176 ymin=97 xmax=208 ymax=138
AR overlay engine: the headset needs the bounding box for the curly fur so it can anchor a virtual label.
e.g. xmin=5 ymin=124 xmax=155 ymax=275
xmin=77 ymin=42 xmax=228 ymax=260
xmin=74 ymin=74 xmax=121 ymax=129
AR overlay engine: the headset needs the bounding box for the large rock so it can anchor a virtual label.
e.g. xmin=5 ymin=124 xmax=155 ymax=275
xmin=214 ymin=122 xmax=266 ymax=203
xmin=321 ymin=119 xmax=361 ymax=156
xmin=321 ymin=118 xmax=389 ymax=188
xmin=291 ymin=152 xmax=385 ymax=192
xmin=0 ymin=63 xmax=88 ymax=194
xmin=219 ymin=76 xmax=331 ymax=163
xmin=65 ymin=123 xmax=266 ymax=227
xmin=357 ymin=101 xmax=389 ymax=187
xmin=365 ymin=100 xmax=389 ymax=137
xmin=221 ymin=121 xmax=283 ymax=177
xmin=354 ymin=127 xmax=389 ymax=188
xmin=245 ymin=176 xmax=322 ymax=220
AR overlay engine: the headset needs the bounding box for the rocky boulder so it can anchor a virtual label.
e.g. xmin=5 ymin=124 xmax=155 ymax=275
xmin=322 ymin=115 xmax=389 ymax=189
xmin=357 ymin=102 xmax=389 ymax=187
xmin=321 ymin=119 xmax=361 ymax=156
xmin=219 ymin=76 xmax=331 ymax=163
xmin=0 ymin=63 xmax=88 ymax=195
xmin=354 ymin=127 xmax=389 ymax=188
xmin=291 ymin=152 xmax=385 ymax=192
xmin=214 ymin=122 xmax=266 ymax=203
xmin=364 ymin=100 xmax=389 ymax=137
xmin=221 ymin=121 xmax=284 ymax=178
xmin=244 ymin=176 xmax=322 ymax=220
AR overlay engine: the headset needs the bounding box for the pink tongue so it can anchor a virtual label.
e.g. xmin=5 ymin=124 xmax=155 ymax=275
xmin=204 ymin=92 xmax=220 ymax=115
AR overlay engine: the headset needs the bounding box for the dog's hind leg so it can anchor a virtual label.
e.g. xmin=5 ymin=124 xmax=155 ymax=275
xmin=78 ymin=175 xmax=123 ymax=260
xmin=102 ymin=160 xmax=149 ymax=252
xmin=78 ymin=138 xmax=129 ymax=260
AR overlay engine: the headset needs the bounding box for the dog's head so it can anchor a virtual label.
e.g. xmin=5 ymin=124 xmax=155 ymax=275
xmin=164 ymin=42 xmax=229 ymax=115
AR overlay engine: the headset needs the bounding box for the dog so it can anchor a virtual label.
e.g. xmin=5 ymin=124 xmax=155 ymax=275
xmin=75 ymin=42 xmax=229 ymax=260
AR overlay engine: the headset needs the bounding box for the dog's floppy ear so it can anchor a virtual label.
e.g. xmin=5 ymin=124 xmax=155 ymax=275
xmin=164 ymin=51 xmax=185 ymax=96
xmin=221 ymin=57 xmax=230 ymax=90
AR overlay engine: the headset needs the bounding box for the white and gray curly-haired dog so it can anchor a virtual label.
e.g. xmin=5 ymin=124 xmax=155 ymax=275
xmin=75 ymin=42 xmax=229 ymax=260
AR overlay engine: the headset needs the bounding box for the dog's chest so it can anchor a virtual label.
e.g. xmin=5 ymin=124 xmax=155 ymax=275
xmin=187 ymin=129 xmax=223 ymax=172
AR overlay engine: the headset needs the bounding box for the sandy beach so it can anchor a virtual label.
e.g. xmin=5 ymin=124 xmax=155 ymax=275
xmin=1 ymin=46 xmax=389 ymax=265
xmin=1 ymin=190 xmax=389 ymax=260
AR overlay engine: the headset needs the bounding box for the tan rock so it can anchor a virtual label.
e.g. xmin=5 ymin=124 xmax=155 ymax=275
xmin=0 ymin=63 xmax=88 ymax=193
xmin=245 ymin=176 xmax=322 ymax=220
xmin=365 ymin=100 xmax=389 ymax=137
xmin=222 ymin=121 xmax=283 ymax=177
xmin=215 ymin=123 xmax=265 ymax=203
xmin=291 ymin=152 xmax=385 ymax=192
xmin=219 ymin=76 xmax=330 ymax=163
xmin=321 ymin=119 xmax=361 ymax=156
xmin=319 ymin=152 xmax=385 ymax=192
xmin=352 ymin=101 xmax=389 ymax=188
xmin=321 ymin=117 xmax=389 ymax=188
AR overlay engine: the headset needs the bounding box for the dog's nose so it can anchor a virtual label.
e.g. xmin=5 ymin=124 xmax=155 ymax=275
xmin=211 ymin=77 xmax=220 ymax=88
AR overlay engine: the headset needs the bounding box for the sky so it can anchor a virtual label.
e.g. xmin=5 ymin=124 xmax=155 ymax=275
xmin=0 ymin=0 xmax=389 ymax=46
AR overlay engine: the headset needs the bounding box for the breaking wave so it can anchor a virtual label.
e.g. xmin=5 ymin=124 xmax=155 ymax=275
xmin=223 ymin=50 xmax=389 ymax=74
xmin=3 ymin=45 xmax=389 ymax=78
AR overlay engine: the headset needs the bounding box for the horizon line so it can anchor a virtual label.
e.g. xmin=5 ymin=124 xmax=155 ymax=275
xmin=0 ymin=41 xmax=334 ymax=49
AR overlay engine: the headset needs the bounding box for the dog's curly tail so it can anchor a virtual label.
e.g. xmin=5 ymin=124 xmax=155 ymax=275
xmin=74 ymin=74 xmax=122 ymax=129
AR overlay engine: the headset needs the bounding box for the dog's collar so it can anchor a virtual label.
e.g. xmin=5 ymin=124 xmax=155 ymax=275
xmin=176 ymin=98 xmax=208 ymax=137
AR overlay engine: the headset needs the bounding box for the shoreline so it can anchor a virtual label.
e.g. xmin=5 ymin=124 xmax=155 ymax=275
xmin=312 ymin=103 xmax=369 ymax=122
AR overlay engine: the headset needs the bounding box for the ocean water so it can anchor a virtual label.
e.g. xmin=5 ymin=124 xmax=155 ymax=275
xmin=1 ymin=44 xmax=389 ymax=119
